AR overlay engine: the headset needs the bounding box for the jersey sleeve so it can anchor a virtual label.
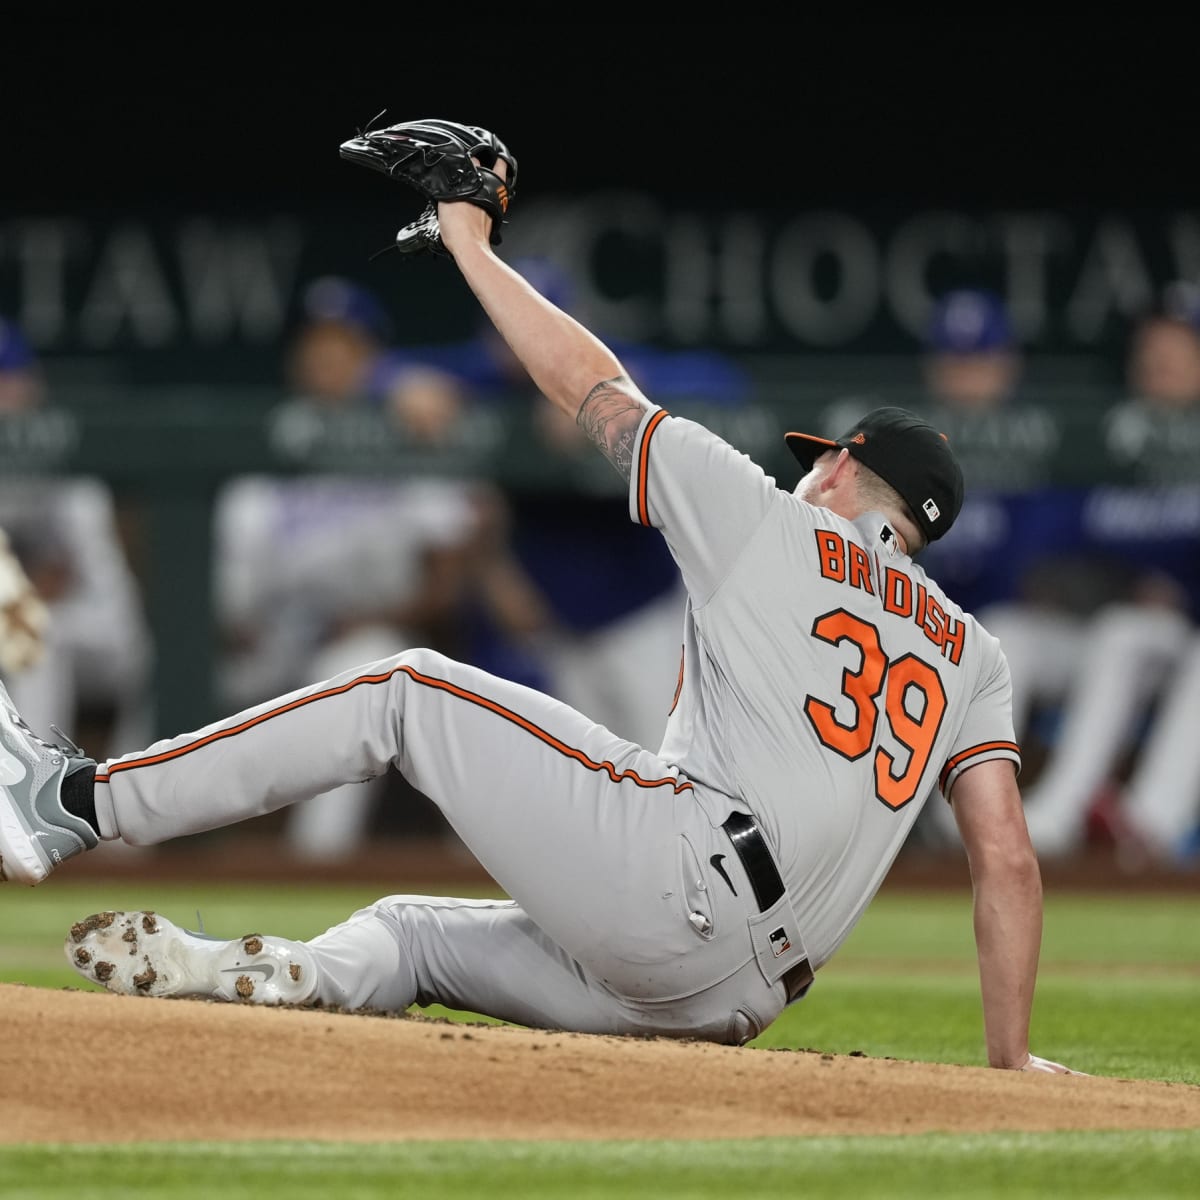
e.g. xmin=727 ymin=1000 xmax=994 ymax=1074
xmin=628 ymin=408 xmax=777 ymax=603
xmin=938 ymin=630 xmax=1022 ymax=799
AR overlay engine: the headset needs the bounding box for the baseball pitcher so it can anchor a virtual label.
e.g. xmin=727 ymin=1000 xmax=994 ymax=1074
xmin=0 ymin=120 xmax=1077 ymax=1073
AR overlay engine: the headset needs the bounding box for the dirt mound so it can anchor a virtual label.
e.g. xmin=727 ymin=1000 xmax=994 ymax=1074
xmin=2 ymin=984 xmax=1198 ymax=1143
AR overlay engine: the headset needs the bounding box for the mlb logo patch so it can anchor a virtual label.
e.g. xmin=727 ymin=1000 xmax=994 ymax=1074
xmin=922 ymin=498 xmax=941 ymax=522
xmin=769 ymin=926 xmax=791 ymax=957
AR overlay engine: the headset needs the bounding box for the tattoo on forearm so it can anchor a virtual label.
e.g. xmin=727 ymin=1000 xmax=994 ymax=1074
xmin=577 ymin=377 xmax=651 ymax=481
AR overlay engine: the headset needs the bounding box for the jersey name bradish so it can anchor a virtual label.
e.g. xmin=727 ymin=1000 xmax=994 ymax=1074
xmin=814 ymin=529 xmax=966 ymax=666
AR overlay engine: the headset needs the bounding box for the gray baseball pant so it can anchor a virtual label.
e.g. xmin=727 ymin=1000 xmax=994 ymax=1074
xmin=93 ymin=649 xmax=790 ymax=1042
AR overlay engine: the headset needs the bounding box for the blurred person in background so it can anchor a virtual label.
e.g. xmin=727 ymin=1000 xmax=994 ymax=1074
xmin=820 ymin=290 xmax=1070 ymax=850
xmin=916 ymin=290 xmax=1068 ymax=625
xmin=912 ymin=291 xmax=1090 ymax=761
xmin=1015 ymin=287 xmax=1200 ymax=865
xmin=1117 ymin=285 xmax=1200 ymax=411
xmin=801 ymin=286 xmax=1200 ymax=869
xmin=921 ymin=287 xmax=1023 ymax=412
xmin=823 ymin=289 xmax=1067 ymax=627
xmin=213 ymin=278 xmax=487 ymax=861
xmin=859 ymin=288 xmax=1200 ymax=865
xmin=286 ymin=274 xmax=469 ymax=444
xmin=0 ymin=317 xmax=153 ymax=760
xmin=380 ymin=256 xmax=754 ymax=754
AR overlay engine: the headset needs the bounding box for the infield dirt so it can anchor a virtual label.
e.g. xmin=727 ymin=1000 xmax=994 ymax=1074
xmin=8 ymin=835 xmax=1199 ymax=1143
xmin=3 ymin=983 xmax=1198 ymax=1143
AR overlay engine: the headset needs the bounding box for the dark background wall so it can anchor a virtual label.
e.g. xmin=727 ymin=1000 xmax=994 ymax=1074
xmin=5 ymin=31 xmax=1190 ymax=211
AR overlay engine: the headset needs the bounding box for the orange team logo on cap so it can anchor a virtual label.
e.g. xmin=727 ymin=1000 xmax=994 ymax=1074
xmin=851 ymin=433 xmax=866 ymax=444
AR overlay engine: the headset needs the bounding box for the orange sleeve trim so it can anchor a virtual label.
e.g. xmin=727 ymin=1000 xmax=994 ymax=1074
xmin=636 ymin=409 xmax=670 ymax=527
xmin=938 ymin=740 xmax=1021 ymax=791
xmin=97 ymin=662 xmax=694 ymax=796
xmin=668 ymin=645 xmax=685 ymax=716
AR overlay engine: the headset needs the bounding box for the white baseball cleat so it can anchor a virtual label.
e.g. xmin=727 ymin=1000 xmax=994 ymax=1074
xmin=65 ymin=910 xmax=320 ymax=1005
xmin=0 ymin=681 xmax=98 ymax=886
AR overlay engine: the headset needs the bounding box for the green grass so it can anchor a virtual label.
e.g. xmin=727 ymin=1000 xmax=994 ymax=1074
xmin=2 ymin=1133 xmax=1199 ymax=1199
xmin=750 ymin=892 xmax=1200 ymax=1083
xmin=4 ymin=884 xmax=1198 ymax=1080
xmin=2 ymin=881 xmax=1197 ymax=1197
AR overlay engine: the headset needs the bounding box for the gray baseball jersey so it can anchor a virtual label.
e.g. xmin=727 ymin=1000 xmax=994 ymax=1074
xmin=630 ymin=408 xmax=1020 ymax=967
xmin=91 ymin=406 xmax=1017 ymax=1044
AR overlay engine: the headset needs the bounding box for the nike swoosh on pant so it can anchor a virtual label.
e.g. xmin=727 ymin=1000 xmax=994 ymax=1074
xmin=710 ymin=854 xmax=738 ymax=897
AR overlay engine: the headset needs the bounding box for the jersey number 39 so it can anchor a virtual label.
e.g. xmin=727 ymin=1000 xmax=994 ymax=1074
xmin=803 ymin=608 xmax=947 ymax=810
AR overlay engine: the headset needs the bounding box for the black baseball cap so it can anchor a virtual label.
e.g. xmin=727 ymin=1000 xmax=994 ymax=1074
xmin=785 ymin=407 xmax=964 ymax=544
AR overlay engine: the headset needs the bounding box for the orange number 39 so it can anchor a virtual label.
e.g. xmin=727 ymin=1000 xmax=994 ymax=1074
xmin=803 ymin=609 xmax=947 ymax=810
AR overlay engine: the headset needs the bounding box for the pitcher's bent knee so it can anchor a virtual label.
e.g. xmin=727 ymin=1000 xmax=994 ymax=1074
xmin=390 ymin=647 xmax=454 ymax=680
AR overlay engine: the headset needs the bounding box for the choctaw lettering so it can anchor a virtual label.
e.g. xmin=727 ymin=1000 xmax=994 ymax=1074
xmin=815 ymin=529 xmax=966 ymax=666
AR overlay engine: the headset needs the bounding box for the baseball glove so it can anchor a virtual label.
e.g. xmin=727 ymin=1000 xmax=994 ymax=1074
xmin=339 ymin=117 xmax=517 ymax=258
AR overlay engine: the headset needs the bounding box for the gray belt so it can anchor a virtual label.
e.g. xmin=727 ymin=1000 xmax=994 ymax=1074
xmin=722 ymin=811 xmax=814 ymax=1004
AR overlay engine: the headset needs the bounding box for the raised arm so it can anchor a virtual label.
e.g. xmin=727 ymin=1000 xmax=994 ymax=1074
xmin=437 ymin=178 xmax=652 ymax=479
xmin=949 ymin=758 xmax=1083 ymax=1074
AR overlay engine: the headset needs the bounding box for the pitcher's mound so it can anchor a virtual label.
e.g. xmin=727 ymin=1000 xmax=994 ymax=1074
xmin=3 ymin=984 xmax=1197 ymax=1143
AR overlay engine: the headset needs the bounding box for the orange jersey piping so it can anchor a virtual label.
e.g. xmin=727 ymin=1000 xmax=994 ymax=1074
xmin=636 ymin=409 xmax=669 ymax=526
xmin=668 ymin=645 xmax=685 ymax=716
xmin=938 ymin=740 xmax=1021 ymax=791
xmin=97 ymin=662 xmax=694 ymax=795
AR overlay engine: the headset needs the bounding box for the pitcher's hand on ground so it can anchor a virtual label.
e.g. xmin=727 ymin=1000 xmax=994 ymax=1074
xmin=1019 ymin=1053 xmax=1088 ymax=1076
